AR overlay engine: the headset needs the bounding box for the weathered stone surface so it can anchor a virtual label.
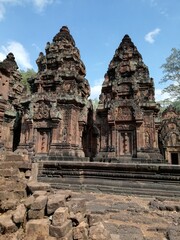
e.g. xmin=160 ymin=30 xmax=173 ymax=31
xmin=89 ymin=222 xmax=112 ymax=240
xmin=27 ymin=181 xmax=51 ymax=194
xmin=0 ymin=214 xmax=18 ymax=234
xmin=47 ymin=193 xmax=66 ymax=215
xmin=69 ymin=212 xmax=85 ymax=226
xmin=26 ymin=219 xmax=50 ymax=236
xmin=87 ymin=214 xmax=103 ymax=227
xmin=166 ymin=227 xmax=180 ymax=240
xmin=0 ymin=199 xmax=18 ymax=212
xmin=12 ymin=203 xmax=26 ymax=224
xmin=73 ymin=221 xmax=88 ymax=240
xmin=31 ymin=195 xmax=48 ymax=210
xmin=24 ymin=195 xmax=35 ymax=209
xmin=94 ymin=34 xmax=163 ymax=162
xmin=159 ymin=105 xmax=180 ymax=164
xmin=118 ymin=225 xmax=145 ymax=240
xmin=28 ymin=208 xmax=45 ymax=219
xmin=33 ymin=190 xmax=48 ymax=198
xmin=52 ymin=207 xmax=69 ymax=226
xmin=49 ymin=220 xmax=72 ymax=238
xmin=67 ymin=198 xmax=86 ymax=214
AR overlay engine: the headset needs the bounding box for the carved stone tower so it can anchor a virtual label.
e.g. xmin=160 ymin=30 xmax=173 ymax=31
xmin=19 ymin=26 xmax=90 ymax=159
xmin=95 ymin=35 xmax=163 ymax=162
xmin=159 ymin=105 xmax=180 ymax=164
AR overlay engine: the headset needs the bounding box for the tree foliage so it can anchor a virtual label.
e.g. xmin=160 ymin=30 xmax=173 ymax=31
xmin=19 ymin=69 xmax=36 ymax=92
xmin=160 ymin=48 xmax=180 ymax=101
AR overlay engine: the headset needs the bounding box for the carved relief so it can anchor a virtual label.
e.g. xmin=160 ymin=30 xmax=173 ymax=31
xmin=115 ymin=107 xmax=132 ymax=121
xmin=34 ymin=102 xmax=50 ymax=120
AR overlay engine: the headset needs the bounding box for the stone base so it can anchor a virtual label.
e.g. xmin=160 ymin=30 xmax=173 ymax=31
xmin=49 ymin=143 xmax=85 ymax=158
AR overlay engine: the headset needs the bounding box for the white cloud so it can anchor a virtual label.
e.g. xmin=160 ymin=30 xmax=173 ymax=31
xmin=90 ymin=78 xmax=104 ymax=100
xmin=0 ymin=0 xmax=56 ymax=21
xmin=155 ymin=88 xmax=170 ymax=101
xmin=145 ymin=28 xmax=161 ymax=44
xmin=32 ymin=0 xmax=55 ymax=12
xmin=0 ymin=41 xmax=32 ymax=70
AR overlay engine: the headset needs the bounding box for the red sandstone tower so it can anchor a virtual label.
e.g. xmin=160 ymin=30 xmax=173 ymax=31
xmin=18 ymin=26 xmax=91 ymax=160
xmin=95 ymin=35 xmax=163 ymax=162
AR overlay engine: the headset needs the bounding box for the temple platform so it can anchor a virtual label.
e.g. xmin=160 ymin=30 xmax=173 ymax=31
xmin=37 ymin=160 xmax=180 ymax=197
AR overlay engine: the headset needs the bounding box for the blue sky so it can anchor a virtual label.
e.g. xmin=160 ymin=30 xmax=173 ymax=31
xmin=0 ymin=0 xmax=180 ymax=101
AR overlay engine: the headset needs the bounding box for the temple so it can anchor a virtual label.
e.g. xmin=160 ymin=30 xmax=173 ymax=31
xmin=95 ymin=35 xmax=162 ymax=162
xmin=0 ymin=26 xmax=179 ymax=164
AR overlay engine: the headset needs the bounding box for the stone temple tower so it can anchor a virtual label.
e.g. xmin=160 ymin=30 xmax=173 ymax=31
xmin=95 ymin=35 xmax=163 ymax=162
xmin=19 ymin=26 xmax=91 ymax=160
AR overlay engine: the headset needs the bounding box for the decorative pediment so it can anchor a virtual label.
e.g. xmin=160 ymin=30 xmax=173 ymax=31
xmin=34 ymin=101 xmax=50 ymax=120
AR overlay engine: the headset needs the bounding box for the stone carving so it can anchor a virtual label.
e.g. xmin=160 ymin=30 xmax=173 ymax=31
xmin=159 ymin=105 xmax=180 ymax=163
xmin=0 ymin=27 xmax=179 ymax=164
xmin=34 ymin=102 xmax=50 ymax=120
xmin=96 ymin=34 xmax=162 ymax=161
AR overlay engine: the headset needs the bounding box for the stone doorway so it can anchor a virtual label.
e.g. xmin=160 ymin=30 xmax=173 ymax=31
xmin=171 ymin=153 xmax=179 ymax=165
xmin=13 ymin=113 xmax=22 ymax=151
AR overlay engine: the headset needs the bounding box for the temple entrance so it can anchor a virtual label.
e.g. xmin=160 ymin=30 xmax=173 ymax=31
xmin=36 ymin=129 xmax=51 ymax=154
xmin=13 ymin=113 xmax=22 ymax=151
xmin=171 ymin=153 xmax=179 ymax=165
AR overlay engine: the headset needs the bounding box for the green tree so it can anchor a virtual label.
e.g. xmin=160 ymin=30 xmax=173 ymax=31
xmin=19 ymin=69 xmax=36 ymax=92
xmin=160 ymin=48 xmax=180 ymax=101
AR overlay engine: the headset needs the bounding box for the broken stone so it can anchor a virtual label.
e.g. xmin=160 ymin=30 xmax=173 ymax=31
xmin=28 ymin=208 xmax=45 ymax=219
xmin=24 ymin=195 xmax=35 ymax=209
xmin=67 ymin=198 xmax=86 ymax=215
xmin=73 ymin=221 xmax=88 ymax=240
xmin=47 ymin=193 xmax=66 ymax=215
xmin=49 ymin=220 xmax=72 ymax=238
xmin=26 ymin=219 xmax=50 ymax=236
xmin=89 ymin=222 xmax=112 ymax=240
xmin=31 ymin=195 xmax=48 ymax=210
xmin=12 ymin=203 xmax=26 ymax=224
xmin=33 ymin=190 xmax=48 ymax=198
xmin=0 ymin=214 xmax=18 ymax=234
xmin=52 ymin=207 xmax=69 ymax=226
xmin=27 ymin=181 xmax=51 ymax=194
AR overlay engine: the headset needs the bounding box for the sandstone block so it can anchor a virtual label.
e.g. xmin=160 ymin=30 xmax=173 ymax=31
xmin=28 ymin=208 xmax=45 ymax=219
xmin=47 ymin=194 xmax=66 ymax=215
xmin=0 ymin=214 xmax=18 ymax=234
xmin=73 ymin=221 xmax=88 ymax=240
xmin=31 ymin=195 xmax=48 ymax=210
xmin=27 ymin=181 xmax=51 ymax=194
xmin=13 ymin=203 xmax=26 ymax=224
xmin=33 ymin=190 xmax=48 ymax=198
xmin=89 ymin=222 xmax=112 ymax=240
xmin=69 ymin=212 xmax=85 ymax=227
xmin=52 ymin=207 xmax=69 ymax=226
xmin=49 ymin=220 xmax=72 ymax=238
xmin=87 ymin=214 xmax=103 ymax=227
xmin=67 ymin=198 xmax=86 ymax=215
xmin=24 ymin=195 xmax=35 ymax=209
xmin=26 ymin=219 xmax=49 ymax=236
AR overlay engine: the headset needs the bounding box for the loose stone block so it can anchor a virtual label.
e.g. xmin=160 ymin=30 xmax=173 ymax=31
xmin=26 ymin=219 xmax=49 ymax=236
xmin=52 ymin=207 xmax=69 ymax=226
xmin=47 ymin=193 xmax=66 ymax=215
xmin=24 ymin=195 xmax=35 ymax=209
xmin=31 ymin=195 xmax=48 ymax=210
xmin=49 ymin=220 xmax=72 ymax=238
xmin=73 ymin=221 xmax=88 ymax=240
xmin=28 ymin=208 xmax=45 ymax=219
xmin=13 ymin=203 xmax=26 ymax=224
xmin=67 ymin=198 xmax=86 ymax=215
xmin=0 ymin=214 xmax=18 ymax=234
